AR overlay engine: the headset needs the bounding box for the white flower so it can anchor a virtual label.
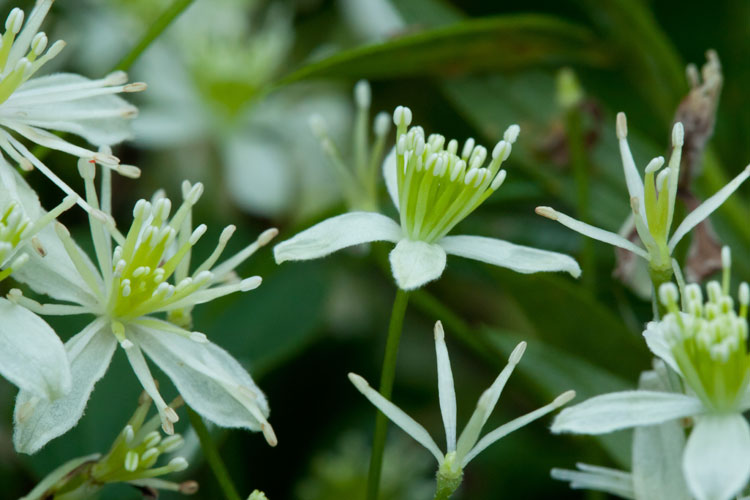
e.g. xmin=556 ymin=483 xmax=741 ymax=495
xmin=349 ymin=321 xmax=575 ymax=498
xmin=275 ymin=106 xmax=581 ymax=290
xmin=552 ymin=259 xmax=750 ymax=500
xmin=0 ymin=1 xmax=143 ymax=212
xmin=552 ymin=362 xmax=691 ymax=500
xmin=9 ymin=158 xmax=277 ymax=454
xmin=537 ymin=112 xmax=750 ymax=286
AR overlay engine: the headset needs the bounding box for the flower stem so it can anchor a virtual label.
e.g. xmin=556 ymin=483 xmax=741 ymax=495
xmin=366 ymin=288 xmax=410 ymax=500
xmin=186 ymin=406 xmax=242 ymax=500
xmin=114 ymin=0 xmax=197 ymax=71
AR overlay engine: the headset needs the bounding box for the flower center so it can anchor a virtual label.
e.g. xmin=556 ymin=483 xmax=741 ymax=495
xmin=660 ymin=276 xmax=750 ymax=411
xmin=392 ymin=106 xmax=518 ymax=243
xmin=0 ymin=3 xmax=64 ymax=106
xmin=106 ymin=189 xmax=208 ymax=323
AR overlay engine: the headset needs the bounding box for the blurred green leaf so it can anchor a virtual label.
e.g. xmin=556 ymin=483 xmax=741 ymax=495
xmin=486 ymin=327 xmax=633 ymax=467
xmin=279 ymin=16 xmax=610 ymax=84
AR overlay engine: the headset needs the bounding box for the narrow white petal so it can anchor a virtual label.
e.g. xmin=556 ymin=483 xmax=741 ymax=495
xmin=389 ymin=238 xmax=446 ymax=290
xmin=683 ymin=413 xmax=750 ymax=500
xmin=551 ymin=463 xmax=635 ymax=499
xmin=131 ymin=326 xmax=275 ymax=444
xmin=0 ymin=298 xmax=70 ymax=399
xmin=382 ymin=146 xmax=400 ymax=210
xmin=439 ymin=234 xmax=583 ymax=277
xmin=463 ymin=390 xmax=574 ymax=466
xmin=616 ymin=117 xmax=647 ymax=220
xmin=434 ymin=322 xmax=457 ymax=452
xmin=536 ymin=207 xmax=649 ymax=259
xmin=348 ymin=373 xmax=443 ymax=462
xmin=632 ymin=371 xmax=691 ymax=500
xmin=669 ymin=165 xmax=750 ymax=251
xmin=274 ymin=212 xmax=402 ymax=263
xmin=552 ymin=391 xmax=704 ymax=435
xmin=13 ymin=320 xmax=115 ymax=454
xmin=642 ymin=321 xmax=681 ymax=376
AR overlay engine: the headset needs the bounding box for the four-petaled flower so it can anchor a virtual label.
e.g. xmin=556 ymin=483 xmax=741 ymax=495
xmin=275 ymin=106 xmax=581 ymax=290
xmin=552 ymin=252 xmax=750 ymax=500
xmin=9 ymin=158 xmax=277 ymax=454
xmin=537 ymin=113 xmax=750 ymax=289
xmin=349 ymin=321 xmax=575 ymax=499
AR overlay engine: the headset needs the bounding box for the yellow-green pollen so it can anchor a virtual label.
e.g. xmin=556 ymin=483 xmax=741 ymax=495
xmin=392 ymin=106 xmax=517 ymax=244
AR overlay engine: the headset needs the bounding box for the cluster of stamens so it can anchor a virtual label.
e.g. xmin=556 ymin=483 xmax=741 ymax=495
xmin=392 ymin=106 xmax=518 ymax=243
xmin=0 ymin=3 xmax=65 ymax=105
xmin=87 ymin=394 xmax=197 ymax=495
xmin=658 ymin=251 xmax=750 ymax=411
xmin=0 ymin=192 xmax=74 ymax=281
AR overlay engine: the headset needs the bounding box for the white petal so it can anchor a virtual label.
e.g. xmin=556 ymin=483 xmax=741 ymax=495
xmin=274 ymin=212 xmax=402 ymax=263
xmin=643 ymin=321 xmax=681 ymax=375
xmin=12 ymin=224 xmax=100 ymax=307
xmin=434 ymin=322 xmax=457 ymax=452
xmin=669 ymin=165 xmax=750 ymax=251
xmin=13 ymin=320 xmax=115 ymax=454
xmin=0 ymin=298 xmax=70 ymax=399
xmin=439 ymin=234 xmax=582 ymax=277
xmin=0 ymin=162 xmax=43 ymax=219
xmin=348 ymin=373 xmax=443 ymax=462
xmin=683 ymin=413 xmax=750 ymax=500
xmin=132 ymin=326 xmax=273 ymax=439
xmin=551 ymin=463 xmax=635 ymax=499
xmin=382 ymin=146 xmax=399 ymax=210
xmin=536 ymin=207 xmax=649 ymax=259
xmin=389 ymin=238 xmax=446 ymax=290
xmin=221 ymin=132 xmax=294 ymax=217
xmin=617 ymin=130 xmax=646 ymax=222
xmin=632 ymin=370 xmax=691 ymax=500
xmin=551 ymin=391 xmax=704 ymax=434
xmin=8 ymin=74 xmax=135 ymax=146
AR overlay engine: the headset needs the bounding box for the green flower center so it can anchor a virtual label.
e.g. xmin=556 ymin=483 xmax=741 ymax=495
xmin=392 ymin=106 xmax=518 ymax=243
xmin=661 ymin=279 xmax=750 ymax=411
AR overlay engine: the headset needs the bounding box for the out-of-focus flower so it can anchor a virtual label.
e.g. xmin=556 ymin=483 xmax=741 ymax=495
xmin=77 ymin=0 xmax=351 ymax=218
xmin=247 ymin=490 xmax=268 ymax=500
xmin=20 ymin=393 xmax=198 ymax=499
xmin=338 ymin=0 xmax=405 ymax=41
xmin=349 ymin=321 xmax=574 ymax=498
xmin=553 ymin=249 xmax=750 ymax=500
xmin=296 ymin=432 xmax=432 ymax=500
xmin=537 ymin=113 xmax=750 ymax=291
xmin=275 ymin=106 xmax=581 ymax=290
xmin=0 ymin=1 xmax=142 ymax=212
xmin=309 ymin=80 xmax=391 ymax=212
xmin=9 ymin=156 xmax=277 ymax=454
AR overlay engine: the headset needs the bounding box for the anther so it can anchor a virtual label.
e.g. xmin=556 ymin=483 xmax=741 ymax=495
xmin=354 ymin=80 xmax=371 ymax=108
xmin=374 ymin=112 xmax=390 ymax=136
xmin=503 ymin=124 xmax=520 ymax=144
xmin=672 ymin=122 xmax=684 ymax=148
xmin=616 ymin=112 xmax=628 ymax=140
xmin=645 ymin=157 xmax=665 ymax=174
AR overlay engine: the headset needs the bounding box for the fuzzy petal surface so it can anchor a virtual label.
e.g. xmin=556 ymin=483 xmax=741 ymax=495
xmin=683 ymin=413 xmax=750 ymax=500
xmin=552 ymin=391 xmax=704 ymax=435
xmin=13 ymin=320 xmax=115 ymax=454
xmin=439 ymin=234 xmax=581 ymax=277
xmin=132 ymin=326 xmax=271 ymax=434
xmin=275 ymin=212 xmax=401 ymax=263
xmin=382 ymin=146 xmax=399 ymax=210
xmin=0 ymin=298 xmax=70 ymax=399
xmin=389 ymin=238 xmax=446 ymax=290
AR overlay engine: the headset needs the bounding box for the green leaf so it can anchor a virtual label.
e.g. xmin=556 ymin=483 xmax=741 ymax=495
xmin=279 ymin=15 xmax=610 ymax=84
xmin=485 ymin=327 xmax=633 ymax=467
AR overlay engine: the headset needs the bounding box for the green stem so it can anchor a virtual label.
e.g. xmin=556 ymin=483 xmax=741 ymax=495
xmin=186 ymin=406 xmax=242 ymax=500
xmin=366 ymin=288 xmax=411 ymax=500
xmin=114 ymin=0 xmax=197 ymax=72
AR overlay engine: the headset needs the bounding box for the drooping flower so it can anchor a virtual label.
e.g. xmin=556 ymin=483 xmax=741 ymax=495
xmin=20 ymin=392 xmax=198 ymax=499
xmin=536 ymin=113 xmax=750 ymax=290
xmin=9 ymin=157 xmax=277 ymax=454
xmin=349 ymin=321 xmax=575 ymax=499
xmin=0 ymin=1 xmax=143 ymax=211
xmin=275 ymin=106 xmax=581 ymax=290
xmin=552 ymin=249 xmax=750 ymax=500
xmin=309 ymin=80 xmax=391 ymax=212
